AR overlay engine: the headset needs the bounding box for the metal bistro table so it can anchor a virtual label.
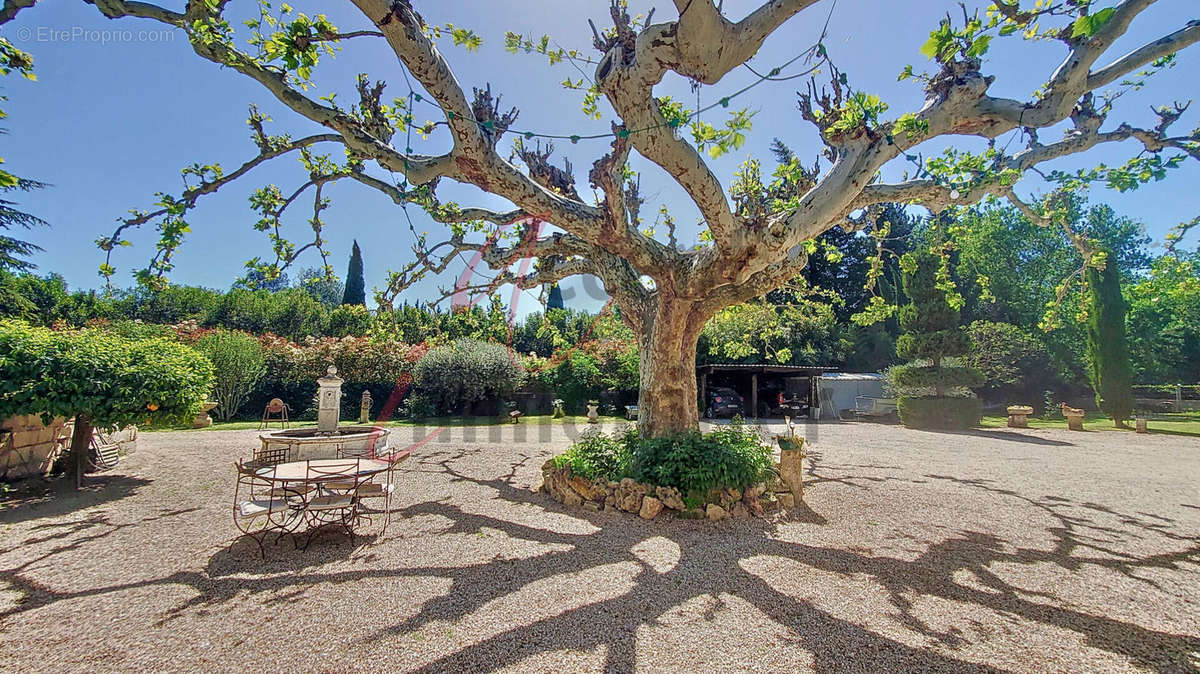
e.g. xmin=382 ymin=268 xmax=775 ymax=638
xmin=254 ymin=458 xmax=393 ymax=549
xmin=257 ymin=457 xmax=390 ymax=483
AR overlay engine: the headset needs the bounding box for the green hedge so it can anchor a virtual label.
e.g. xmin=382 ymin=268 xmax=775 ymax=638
xmin=897 ymin=396 xmax=982 ymax=430
xmin=0 ymin=319 xmax=213 ymax=429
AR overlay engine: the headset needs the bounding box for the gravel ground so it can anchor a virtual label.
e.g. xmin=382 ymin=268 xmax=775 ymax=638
xmin=1 ymin=420 xmax=1198 ymax=673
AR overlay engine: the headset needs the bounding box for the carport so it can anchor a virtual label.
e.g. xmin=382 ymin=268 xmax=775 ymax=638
xmin=696 ymin=364 xmax=837 ymax=418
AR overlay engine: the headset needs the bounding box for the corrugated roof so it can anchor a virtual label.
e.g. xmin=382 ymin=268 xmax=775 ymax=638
xmin=696 ymin=364 xmax=838 ymax=373
xmin=817 ymin=372 xmax=884 ymax=380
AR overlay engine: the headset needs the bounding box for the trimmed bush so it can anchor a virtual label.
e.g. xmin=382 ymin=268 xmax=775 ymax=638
xmin=890 ymin=363 xmax=985 ymax=391
xmin=414 ymin=339 xmax=524 ymax=415
xmin=194 ymin=329 xmax=266 ymax=421
xmin=896 ymin=396 xmax=982 ymax=431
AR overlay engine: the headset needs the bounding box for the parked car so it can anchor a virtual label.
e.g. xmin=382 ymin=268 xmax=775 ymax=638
xmin=759 ymin=390 xmax=808 ymax=418
xmin=757 ymin=378 xmax=808 ymax=418
xmin=704 ymin=387 xmax=745 ymax=418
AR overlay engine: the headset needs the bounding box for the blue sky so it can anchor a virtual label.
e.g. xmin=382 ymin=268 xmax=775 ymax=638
xmin=3 ymin=1 xmax=1197 ymax=316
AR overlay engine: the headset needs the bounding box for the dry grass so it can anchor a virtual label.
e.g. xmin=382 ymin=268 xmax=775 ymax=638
xmin=1 ymin=420 xmax=1198 ymax=672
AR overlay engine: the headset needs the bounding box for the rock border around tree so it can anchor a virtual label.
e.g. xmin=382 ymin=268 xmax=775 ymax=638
xmin=540 ymin=460 xmax=798 ymax=522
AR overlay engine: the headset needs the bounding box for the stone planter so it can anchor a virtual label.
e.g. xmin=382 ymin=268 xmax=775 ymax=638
xmin=540 ymin=461 xmax=784 ymax=520
xmin=775 ymin=434 xmax=803 ymax=452
xmin=193 ymin=401 xmax=218 ymax=428
xmin=1006 ymin=405 xmax=1034 ymax=429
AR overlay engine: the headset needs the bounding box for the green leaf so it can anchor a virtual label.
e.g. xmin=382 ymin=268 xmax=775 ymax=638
xmin=1071 ymin=8 xmax=1115 ymax=39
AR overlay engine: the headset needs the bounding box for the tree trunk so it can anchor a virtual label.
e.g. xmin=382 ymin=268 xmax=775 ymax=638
xmin=68 ymin=414 xmax=93 ymax=490
xmin=636 ymin=295 xmax=706 ymax=437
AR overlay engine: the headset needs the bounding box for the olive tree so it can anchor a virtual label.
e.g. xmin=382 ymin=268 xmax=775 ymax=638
xmin=7 ymin=0 xmax=1198 ymax=437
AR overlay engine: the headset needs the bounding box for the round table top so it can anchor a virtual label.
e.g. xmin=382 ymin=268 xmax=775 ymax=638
xmin=256 ymin=458 xmax=390 ymax=482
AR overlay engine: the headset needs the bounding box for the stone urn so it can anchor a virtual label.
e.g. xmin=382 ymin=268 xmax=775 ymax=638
xmin=193 ymin=401 xmax=219 ymax=428
xmin=1007 ymin=405 xmax=1034 ymax=428
xmin=586 ymin=401 xmax=599 ymax=424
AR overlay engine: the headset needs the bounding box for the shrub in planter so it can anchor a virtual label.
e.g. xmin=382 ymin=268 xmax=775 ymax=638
xmin=552 ymin=428 xmax=636 ymax=480
xmin=632 ymin=421 xmax=774 ymax=496
xmin=555 ymin=420 xmax=773 ymax=498
xmin=414 ymin=338 xmax=524 ymax=415
xmin=194 ymin=329 xmax=267 ymax=421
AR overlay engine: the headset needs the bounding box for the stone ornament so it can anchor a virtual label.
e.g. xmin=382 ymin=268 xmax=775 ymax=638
xmin=1007 ymin=405 xmax=1034 ymax=429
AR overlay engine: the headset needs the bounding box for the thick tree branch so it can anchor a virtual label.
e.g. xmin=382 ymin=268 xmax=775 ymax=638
xmin=1087 ymin=19 xmax=1200 ymax=91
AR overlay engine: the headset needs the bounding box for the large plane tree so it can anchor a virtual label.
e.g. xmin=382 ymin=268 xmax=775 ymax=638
xmin=6 ymin=0 xmax=1198 ymax=436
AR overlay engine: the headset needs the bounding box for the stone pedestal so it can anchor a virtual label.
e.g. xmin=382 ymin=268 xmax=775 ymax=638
xmin=358 ymin=390 xmax=372 ymax=424
xmin=1066 ymin=414 xmax=1084 ymax=431
xmin=586 ymin=403 xmax=599 ymax=423
xmin=1135 ymin=417 xmax=1149 ymax=434
xmin=316 ymin=366 xmax=344 ymax=434
xmin=778 ymin=447 xmax=805 ymax=502
xmin=1007 ymin=405 xmax=1033 ymax=428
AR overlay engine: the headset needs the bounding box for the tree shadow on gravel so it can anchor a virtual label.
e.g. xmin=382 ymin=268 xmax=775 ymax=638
xmin=0 ymin=474 xmax=152 ymax=525
xmin=3 ymin=448 xmax=1198 ymax=673
xmin=921 ymin=429 xmax=1075 ymax=447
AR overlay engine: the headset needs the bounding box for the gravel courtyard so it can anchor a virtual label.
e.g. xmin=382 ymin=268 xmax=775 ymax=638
xmin=1 ymin=421 xmax=1197 ymax=672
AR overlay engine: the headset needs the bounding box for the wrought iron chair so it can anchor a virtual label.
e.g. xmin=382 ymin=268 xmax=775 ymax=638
xmin=300 ymin=459 xmax=372 ymax=549
xmin=233 ymin=460 xmax=306 ymax=558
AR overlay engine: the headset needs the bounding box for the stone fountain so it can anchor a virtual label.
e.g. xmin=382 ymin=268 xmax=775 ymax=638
xmin=258 ymin=366 xmax=390 ymax=459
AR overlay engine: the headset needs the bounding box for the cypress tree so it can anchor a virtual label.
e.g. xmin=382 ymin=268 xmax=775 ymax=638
xmin=546 ymin=283 xmax=565 ymax=311
xmin=1085 ymin=251 xmax=1134 ymax=427
xmin=342 ymin=240 xmax=366 ymax=306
